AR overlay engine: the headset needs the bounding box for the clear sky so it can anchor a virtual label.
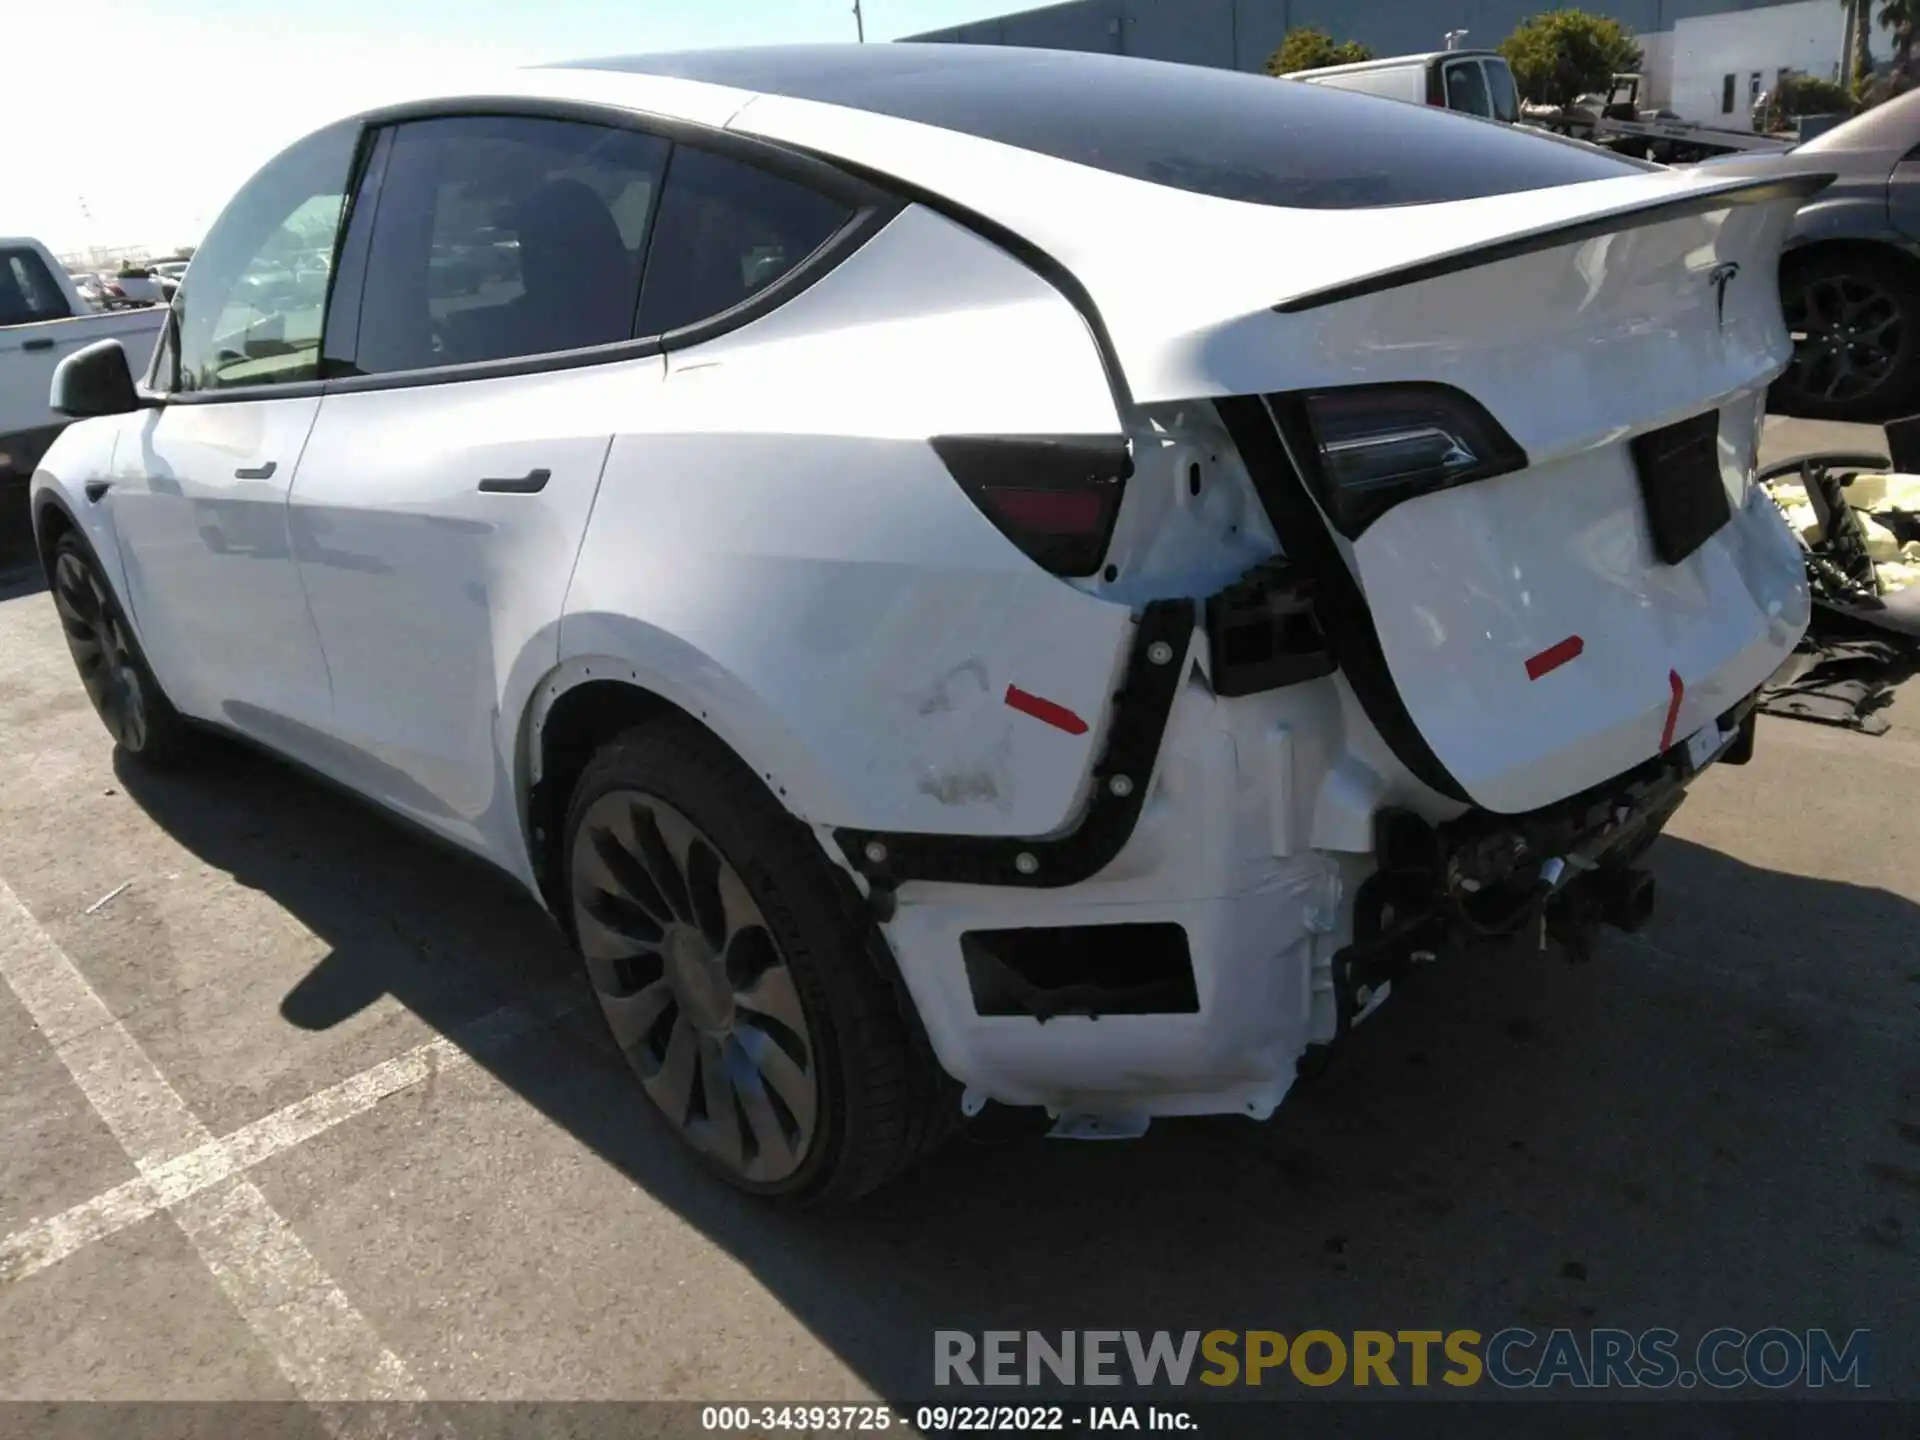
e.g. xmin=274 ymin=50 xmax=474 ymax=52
xmin=7 ymin=0 xmax=1016 ymax=259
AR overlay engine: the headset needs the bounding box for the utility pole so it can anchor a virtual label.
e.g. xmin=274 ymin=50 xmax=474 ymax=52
xmin=853 ymin=0 xmax=865 ymax=42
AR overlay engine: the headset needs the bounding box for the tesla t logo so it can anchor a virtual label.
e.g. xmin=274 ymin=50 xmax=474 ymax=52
xmin=1709 ymin=261 xmax=1740 ymax=327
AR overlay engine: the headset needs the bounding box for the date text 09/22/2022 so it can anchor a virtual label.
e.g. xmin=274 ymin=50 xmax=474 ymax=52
xmin=700 ymin=1405 xmax=1191 ymax=1432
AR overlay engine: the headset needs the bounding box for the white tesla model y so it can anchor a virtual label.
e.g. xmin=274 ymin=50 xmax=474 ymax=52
xmin=32 ymin=46 xmax=1822 ymax=1201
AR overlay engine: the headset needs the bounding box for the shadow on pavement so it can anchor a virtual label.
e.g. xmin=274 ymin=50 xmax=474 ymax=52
xmin=113 ymin=740 xmax=1920 ymax=1400
xmin=0 ymin=490 xmax=46 ymax=602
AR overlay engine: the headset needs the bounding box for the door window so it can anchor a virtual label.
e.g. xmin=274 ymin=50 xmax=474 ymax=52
xmin=350 ymin=116 xmax=670 ymax=376
xmin=1443 ymin=59 xmax=1493 ymax=118
xmin=0 ymin=248 xmax=67 ymax=326
xmin=634 ymin=146 xmax=854 ymax=337
xmin=172 ymin=122 xmax=359 ymax=393
xmin=1484 ymin=60 xmax=1520 ymax=123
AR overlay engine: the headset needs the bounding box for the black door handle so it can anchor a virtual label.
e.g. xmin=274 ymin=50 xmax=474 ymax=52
xmin=478 ymin=468 xmax=550 ymax=494
xmin=23 ymin=338 xmax=55 ymax=352
xmin=84 ymin=480 xmax=112 ymax=503
xmin=234 ymin=461 xmax=277 ymax=480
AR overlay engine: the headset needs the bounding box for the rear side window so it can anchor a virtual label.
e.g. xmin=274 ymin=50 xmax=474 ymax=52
xmin=1 ymin=248 xmax=70 ymax=326
xmin=635 ymin=147 xmax=854 ymax=337
xmin=574 ymin=47 xmax=1657 ymax=210
xmin=351 ymin=115 xmax=670 ymax=375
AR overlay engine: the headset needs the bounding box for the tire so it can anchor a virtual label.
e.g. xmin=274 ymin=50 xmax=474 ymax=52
xmin=561 ymin=715 xmax=950 ymax=1204
xmin=48 ymin=530 xmax=196 ymax=766
xmin=1774 ymin=248 xmax=1920 ymax=421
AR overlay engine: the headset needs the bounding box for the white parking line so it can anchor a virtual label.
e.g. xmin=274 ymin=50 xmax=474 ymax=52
xmin=1 ymin=989 xmax=581 ymax=1286
xmin=0 ymin=874 xmax=549 ymax=1412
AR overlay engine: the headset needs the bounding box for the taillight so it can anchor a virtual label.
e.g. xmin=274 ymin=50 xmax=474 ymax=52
xmin=931 ymin=435 xmax=1132 ymax=577
xmin=1276 ymin=383 xmax=1525 ymax=538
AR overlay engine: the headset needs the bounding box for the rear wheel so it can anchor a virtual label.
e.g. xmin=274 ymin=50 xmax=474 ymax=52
xmin=1776 ymin=248 xmax=1920 ymax=421
xmin=49 ymin=532 xmax=195 ymax=765
xmin=562 ymin=716 xmax=947 ymax=1203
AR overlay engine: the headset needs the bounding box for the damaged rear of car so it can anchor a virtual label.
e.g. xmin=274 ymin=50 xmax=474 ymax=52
xmin=541 ymin=48 xmax=1823 ymax=1190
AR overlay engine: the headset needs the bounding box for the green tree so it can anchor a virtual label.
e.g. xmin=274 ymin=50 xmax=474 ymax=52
xmin=1498 ymin=9 xmax=1644 ymax=106
xmin=1843 ymin=0 xmax=1873 ymax=89
xmin=1265 ymin=26 xmax=1373 ymax=76
xmin=1883 ymin=0 xmax=1916 ymax=71
xmin=1858 ymin=0 xmax=1918 ymax=106
xmin=1759 ymin=72 xmax=1856 ymax=130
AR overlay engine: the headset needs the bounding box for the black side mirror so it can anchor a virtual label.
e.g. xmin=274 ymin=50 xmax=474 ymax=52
xmin=51 ymin=339 xmax=146 ymax=419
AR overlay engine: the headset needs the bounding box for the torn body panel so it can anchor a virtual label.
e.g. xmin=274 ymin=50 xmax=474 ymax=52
xmin=557 ymin=201 xmax=1136 ymax=841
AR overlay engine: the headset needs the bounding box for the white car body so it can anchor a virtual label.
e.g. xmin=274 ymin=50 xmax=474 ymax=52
xmin=1294 ymin=48 xmax=1522 ymax=124
xmin=30 ymin=47 xmax=1818 ymax=1183
xmin=2 ymin=237 xmax=165 ymax=488
xmin=104 ymin=272 xmax=164 ymax=307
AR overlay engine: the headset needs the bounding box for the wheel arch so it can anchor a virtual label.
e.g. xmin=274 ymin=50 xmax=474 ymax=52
xmin=29 ymin=427 xmax=140 ymax=633
xmin=30 ymin=489 xmax=78 ymax=575
xmin=517 ymin=644 xmax=858 ymax=918
xmin=1779 ymin=233 xmax=1920 ymax=284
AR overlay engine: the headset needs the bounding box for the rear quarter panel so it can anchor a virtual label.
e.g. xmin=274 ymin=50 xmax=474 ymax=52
xmin=560 ymin=203 xmax=1141 ymax=838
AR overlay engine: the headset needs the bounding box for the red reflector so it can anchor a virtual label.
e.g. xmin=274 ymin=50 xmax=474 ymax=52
xmin=1004 ymin=684 xmax=1089 ymax=735
xmin=976 ymin=487 xmax=1109 ymax=534
xmin=1524 ymin=634 xmax=1585 ymax=681
xmin=1660 ymin=669 xmax=1685 ymax=750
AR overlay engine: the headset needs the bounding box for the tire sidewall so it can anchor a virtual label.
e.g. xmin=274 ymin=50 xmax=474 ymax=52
xmin=51 ymin=528 xmax=190 ymax=763
xmin=560 ymin=730 xmax=857 ymax=1201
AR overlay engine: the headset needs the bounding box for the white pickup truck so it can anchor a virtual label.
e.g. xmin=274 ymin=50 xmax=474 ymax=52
xmin=2 ymin=237 xmax=165 ymax=494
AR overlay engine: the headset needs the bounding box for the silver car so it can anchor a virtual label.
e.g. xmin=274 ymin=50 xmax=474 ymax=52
xmin=1710 ymin=88 xmax=1920 ymax=420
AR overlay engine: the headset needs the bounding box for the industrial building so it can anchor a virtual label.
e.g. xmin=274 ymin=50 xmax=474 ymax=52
xmin=907 ymin=0 xmax=1895 ymax=123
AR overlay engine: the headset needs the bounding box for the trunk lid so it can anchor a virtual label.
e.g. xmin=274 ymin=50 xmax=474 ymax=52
xmin=1097 ymin=171 xmax=1827 ymax=814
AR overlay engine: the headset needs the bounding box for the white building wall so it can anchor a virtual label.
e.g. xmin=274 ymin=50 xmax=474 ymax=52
xmin=1664 ymin=0 xmax=1890 ymax=124
xmin=1638 ymin=30 xmax=1676 ymax=110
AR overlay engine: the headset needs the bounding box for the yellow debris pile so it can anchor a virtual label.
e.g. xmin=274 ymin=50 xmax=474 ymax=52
xmin=1763 ymin=472 xmax=1920 ymax=593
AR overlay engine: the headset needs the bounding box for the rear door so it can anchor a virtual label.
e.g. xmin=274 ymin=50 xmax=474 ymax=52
xmin=287 ymin=112 xmax=671 ymax=864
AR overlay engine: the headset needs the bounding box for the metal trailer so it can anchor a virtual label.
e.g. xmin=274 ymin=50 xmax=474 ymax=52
xmin=1525 ymin=74 xmax=1798 ymax=162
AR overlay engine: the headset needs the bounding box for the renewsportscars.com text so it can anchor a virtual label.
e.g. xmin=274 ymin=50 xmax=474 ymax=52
xmin=934 ymin=1328 xmax=1873 ymax=1391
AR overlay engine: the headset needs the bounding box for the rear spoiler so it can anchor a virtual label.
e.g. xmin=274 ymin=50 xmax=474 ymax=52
xmin=1272 ymin=172 xmax=1835 ymax=315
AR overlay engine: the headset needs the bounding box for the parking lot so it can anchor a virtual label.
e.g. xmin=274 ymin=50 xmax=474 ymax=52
xmin=1 ymin=418 xmax=1918 ymax=1411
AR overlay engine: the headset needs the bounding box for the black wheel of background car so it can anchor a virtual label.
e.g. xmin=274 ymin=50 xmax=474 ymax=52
xmin=563 ymin=716 xmax=949 ymax=1202
xmin=1777 ymin=249 xmax=1920 ymax=421
xmin=49 ymin=533 xmax=195 ymax=765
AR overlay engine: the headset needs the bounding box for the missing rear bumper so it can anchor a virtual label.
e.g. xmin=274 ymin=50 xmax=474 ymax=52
xmin=1301 ymin=693 xmax=1757 ymax=1072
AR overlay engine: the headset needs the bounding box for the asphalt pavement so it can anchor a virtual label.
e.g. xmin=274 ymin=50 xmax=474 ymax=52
xmin=0 ymin=418 xmax=1915 ymax=1416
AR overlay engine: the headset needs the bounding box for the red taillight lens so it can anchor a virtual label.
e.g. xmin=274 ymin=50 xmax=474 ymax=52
xmin=931 ymin=435 xmax=1132 ymax=577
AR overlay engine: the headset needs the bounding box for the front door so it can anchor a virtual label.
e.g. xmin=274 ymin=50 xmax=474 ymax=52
xmin=107 ymin=121 xmax=360 ymax=744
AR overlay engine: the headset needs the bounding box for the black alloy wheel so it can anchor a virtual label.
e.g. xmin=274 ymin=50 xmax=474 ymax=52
xmin=571 ymin=786 xmax=821 ymax=1185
